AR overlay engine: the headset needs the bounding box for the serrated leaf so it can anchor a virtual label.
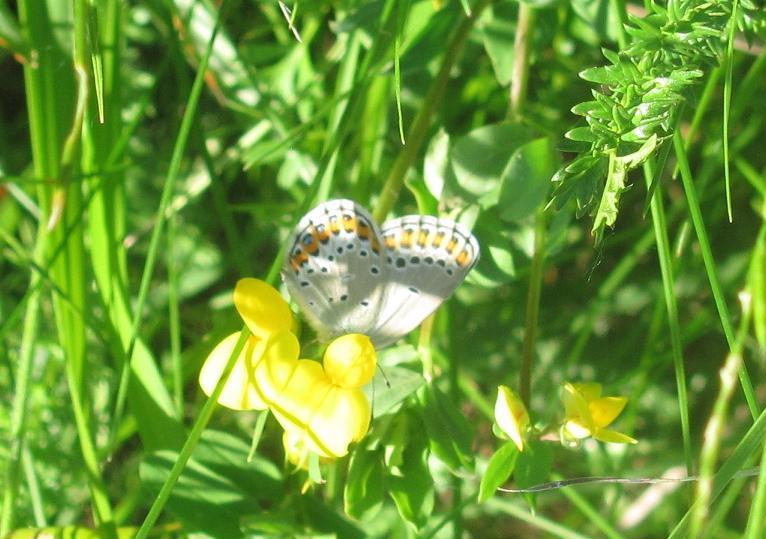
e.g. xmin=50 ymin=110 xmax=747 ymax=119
xmin=478 ymin=442 xmax=518 ymax=503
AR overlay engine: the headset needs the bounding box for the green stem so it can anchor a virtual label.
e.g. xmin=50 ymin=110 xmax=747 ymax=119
xmin=509 ymin=2 xmax=535 ymax=120
xmin=373 ymin=0 xmax=491 ymax=223
xmin=133 ymin=328 xmax=250 ymax=539
xmin=519 ymin=211 xmax=545 ymax=407
xmin=644 ymin=162 xmax=693 ymax=477
xmin=690 ymin=304 xmax=750 ymax=537
xmin=672 ymin=131 xmax=758 ymax=419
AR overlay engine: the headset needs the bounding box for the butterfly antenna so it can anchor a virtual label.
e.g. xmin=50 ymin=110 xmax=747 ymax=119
xmin=377 ymin=364 xmax=392 ymax=389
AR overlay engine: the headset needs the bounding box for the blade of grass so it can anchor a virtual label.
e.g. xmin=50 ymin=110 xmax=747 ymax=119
xmin=689 ymin=294 xmax=751 ymax=537
xmin=132 ymin=327 xmax=249 ymax=539
xmin=672 ymin=131 xmax=758 ymax=419
xmin=722 ymin=0 xmax=739 ymax=222
xmin=110 ymin=0 xmax=231 ymax=440
xmin=667 ymin=403 xmax=766 ymax=539
xmin=644 ymin=161 xmax=692 ymax=477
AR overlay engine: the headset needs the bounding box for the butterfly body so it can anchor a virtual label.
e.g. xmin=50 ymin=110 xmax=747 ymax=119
xmin=282 ymin=199 xmax=479 ymax=347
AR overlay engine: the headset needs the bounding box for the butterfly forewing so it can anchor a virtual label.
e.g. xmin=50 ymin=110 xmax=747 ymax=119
xmin=282 ymin=200 xmax=388 ymax=341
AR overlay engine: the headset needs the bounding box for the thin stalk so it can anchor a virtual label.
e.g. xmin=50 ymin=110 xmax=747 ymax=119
xmin=373 ymin=0 xmax=491 ymax=223
xmin=519 ymin=211 xmax=545 ymax=407
xmin=644 ymin=161 xmax=692 ymax=477
xmin=722 ymin=0 xmax=739 ymax=222
xmin=744 ymin=425 xmax=766 ymax=538
xmin=111 ymin=0 xmax=230 ymax=437
xmin=672 ymin=131 xmax=758 ymax=419
xmin=133 ymin=328 xmax=249 ymax=539
xmin=509 ymin=2 xmax=535 ymax=120
xmin=21 ymin=445 xmax=47 ymax=527
xmin=0 ymin=238 xmax=45 ymax=536
xmin=168 ymin=212 xmax=183 ymax=418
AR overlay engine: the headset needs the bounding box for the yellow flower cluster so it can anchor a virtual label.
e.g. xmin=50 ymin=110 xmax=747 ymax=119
xmin=493 ymin=382 xmax=636 ymax=451
xmin=199 ymin=278 xmax=376 ymax=466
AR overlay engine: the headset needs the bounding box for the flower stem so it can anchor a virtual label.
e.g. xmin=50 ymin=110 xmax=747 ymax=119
xmin=373 ymin=0 xmax=491 ymax=223
xmin=133 ymin=328 xmax=250 ymax=539
xmin=519 ymin=211 xmax=546 ymax=407
xmin=508 ymin=2 xmax=535 ymax=120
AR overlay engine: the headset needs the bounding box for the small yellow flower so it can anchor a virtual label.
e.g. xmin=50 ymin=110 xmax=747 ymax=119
xmin=198 ymin=278 xmax=376 ymax=461
xmin=561 ymin=382 xmax=637 ymax=444
xmin=494 ymin=385 xmax=529 ymax=451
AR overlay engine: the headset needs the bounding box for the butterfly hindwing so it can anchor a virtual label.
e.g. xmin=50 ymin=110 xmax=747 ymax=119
xmin=367 ymin=215 xmax=480 ymax=347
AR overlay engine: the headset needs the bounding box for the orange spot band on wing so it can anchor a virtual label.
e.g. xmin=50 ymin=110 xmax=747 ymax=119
xmin=400 ymin=229 xmax=413 ymax=249
xmin=455 ymin=250 xmax=470 ymax=267
xmin=342 ymin=214 xmax=356 ymax=233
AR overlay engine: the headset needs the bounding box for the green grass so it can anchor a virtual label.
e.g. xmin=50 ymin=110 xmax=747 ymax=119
xmin=1 ymin=1 xmax=765 ymax=538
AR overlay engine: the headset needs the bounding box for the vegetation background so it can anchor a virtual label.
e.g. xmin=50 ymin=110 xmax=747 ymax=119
xmin=1 ymin=0 xmax=765 ymax=538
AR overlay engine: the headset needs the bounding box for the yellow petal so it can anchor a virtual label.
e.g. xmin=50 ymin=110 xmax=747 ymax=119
xmin=572 ymin=382 xmax=602 ymax=401
xmin=323 ymin=334 xmax=376 ymax=388
xmin=562 ymin=382 xmax=593 ymax=428
xmin=494 ymin=385 xmax=529 ymax=451
xmin=251 ymin=330 xmax=302 ymax=402
xmin=198 ymin=332 xmax=267 ymax=411
xmin=307 ymin=387 xmax=371 ymax=457
xmin=593 ymin=428 xmax=638 ymax=444
xmin=233 ymin=278 xmax=292 ymax=338
xmin=590 ymin=396 xmax=628 ymax=428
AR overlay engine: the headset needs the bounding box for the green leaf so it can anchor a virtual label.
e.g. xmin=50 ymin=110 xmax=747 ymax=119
xmin=449 ymin=123 xmax=536 ymax=206
xmin=480 ymin=5 xmax=516 ymax=87
xmin=478 ymin=441 xmax=518 ymax=503
xmin=139 ymin=430 xmax=282 ymax=538
xmin=423 ymin=128 xmax=451 ymax=201
xmin=344 ymin=448 xmax=385 ymax=520
xmin=418 ymin=384 xmax=474 ymax=471
xmin=497 ymin=137 xmax=558 ymax=222
xmin=363 ymin=363 xmax=425 ymax=417
xmin=388 ymin=422 xmax=434 ymax=530
xmin=514 ymin=440 xmax=553 ymax=490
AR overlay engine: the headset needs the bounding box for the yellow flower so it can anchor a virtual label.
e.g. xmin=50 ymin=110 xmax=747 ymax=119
xmin=561 ymin=382 xmax=637 ymax=444
xmin=255 ymin=333 xmax=375 ymax=458
xmin=198 ymin=278 xmax=293 ymax=410
xmin=198 ymin=278 xmax=376 ymax=460
xmin=494 ymin=385 xmax=529 ymax=451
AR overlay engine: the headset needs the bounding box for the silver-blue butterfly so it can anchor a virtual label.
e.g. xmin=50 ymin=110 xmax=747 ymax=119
xmin=281 ymin=199 xmax=479 ymax=348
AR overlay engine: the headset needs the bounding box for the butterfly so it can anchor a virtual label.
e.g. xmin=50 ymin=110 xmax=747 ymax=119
xmin=281 ymin=199 xmax=479 ymax=348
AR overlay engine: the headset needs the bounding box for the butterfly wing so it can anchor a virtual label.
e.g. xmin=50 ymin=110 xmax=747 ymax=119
xmin=367 ymin=215 xmax=480 ymax=347
xmin=281 ymin=199 xmax=389 ymax=341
